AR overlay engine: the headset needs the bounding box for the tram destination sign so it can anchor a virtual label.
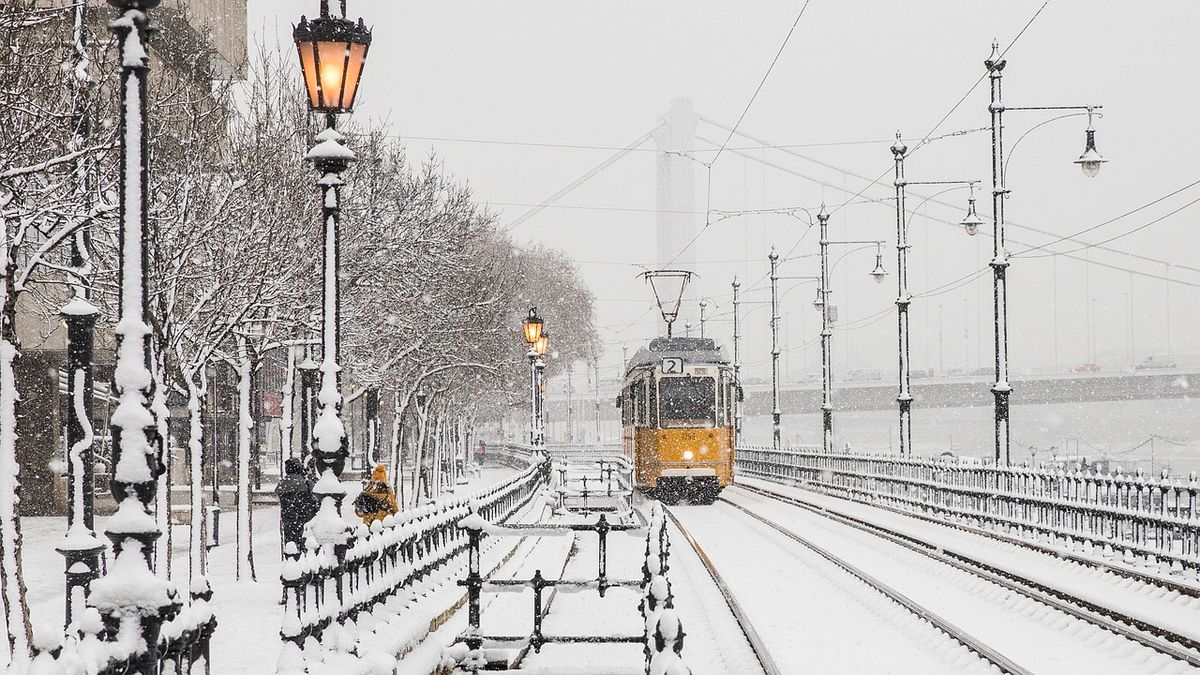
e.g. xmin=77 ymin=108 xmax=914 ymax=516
xmin=661 ymin=357 xmax=683 ymax=374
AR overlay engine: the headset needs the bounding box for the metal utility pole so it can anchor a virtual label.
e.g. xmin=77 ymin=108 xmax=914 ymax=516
xmin=985 ymin=39 xmax=1105 ymax=464
xmin=732 ymin=278 xmax=742 ymax=433
xmin=699 ymin=300 xmax=708 ymax=339
xmin=891 ymin=136 xmax=913 ymax=456
xmin=769 ymin=248 xmax=781 ymax=449
xmin=986 ymin=44 xmax=1012 ymax=465
xmin=891 ymin=131 xmax=978 ymax=457
xmin=817 ymin=212 xmax=833 ymax=455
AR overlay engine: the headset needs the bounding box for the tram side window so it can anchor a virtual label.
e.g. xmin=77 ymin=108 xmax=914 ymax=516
xmin=648 ymin=378 xmax=658 ymax=428
xmin=715 ymin=376 xmax=724 ymax=426
xmin=630 ymin=381 xmax=641 ymax=426
xmin=725 ymin=380 xmax=734 ymax=423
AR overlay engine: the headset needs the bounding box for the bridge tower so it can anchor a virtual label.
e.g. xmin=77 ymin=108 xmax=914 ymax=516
xmin=653 ymin=97 xmax=699 ymax=327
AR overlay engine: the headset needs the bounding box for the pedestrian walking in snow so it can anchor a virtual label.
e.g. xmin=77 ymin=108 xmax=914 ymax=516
xmin=475 ymin=440 xmax=487 ymax=465
xmin=275 ymin=458 xmax=318 ymax=551
xmin=354 ymin=464 xmax=399 ymax=525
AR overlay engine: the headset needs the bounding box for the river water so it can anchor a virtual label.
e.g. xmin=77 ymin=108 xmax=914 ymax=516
xmin=742 ymin=397 xmax=1200 ymax=477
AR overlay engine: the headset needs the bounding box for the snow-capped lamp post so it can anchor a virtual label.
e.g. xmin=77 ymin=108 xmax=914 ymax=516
xmin=889 ymin=130 xmax=981 ymax=457
xmin=534 ymin=331 xmax=549 ymax=447
xmin=294 ymin=0 xmax=371 ymax=598
xmin=983 ymin=39 xmax=1105 ymax=465
xmin=86 ymin=0 xmax=178 ymax=671
xmin=522 ymin=307 xmax=544 ymax=447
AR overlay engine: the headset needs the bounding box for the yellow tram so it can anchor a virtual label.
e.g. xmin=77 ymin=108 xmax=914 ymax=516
xmin=618 ymin=337 xmax=737 ymax=505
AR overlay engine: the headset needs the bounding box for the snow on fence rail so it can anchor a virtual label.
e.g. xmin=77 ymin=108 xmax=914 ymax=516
xmin=277 ymin=451 xmax=551 ymax=673
xmin=737 ymin=445 xmax=1200 ymax=575
xmin=29 ymin=582 xmax=216 ymax=675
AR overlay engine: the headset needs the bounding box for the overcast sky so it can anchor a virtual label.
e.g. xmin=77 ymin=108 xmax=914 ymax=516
xmin=248 ymin=1 xmax=1200 ymax=383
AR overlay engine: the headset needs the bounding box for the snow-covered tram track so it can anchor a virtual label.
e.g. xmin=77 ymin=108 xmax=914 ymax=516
xmin=727 ymin=484 xmax=1200 ymax=673
xmin=681 ymin=501 xmax=1029 ymax=674
xmin=664 ymin=502 xmax=1004 ymax=674
xmin=663 ymin=508 xmax=785 ymax=675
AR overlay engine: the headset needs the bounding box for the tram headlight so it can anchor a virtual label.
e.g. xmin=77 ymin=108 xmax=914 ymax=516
xmin=682 ymin=450 xmax=694 ymax=461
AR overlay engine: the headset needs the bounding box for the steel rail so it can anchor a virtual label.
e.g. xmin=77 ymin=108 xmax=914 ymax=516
xmin=662 ymin=508 xmax=784 ymax=675
xmin=731 ymin=483 xmax=1200 ymax=668
xmin=700 ymin=499 xmax=1033 ymax=675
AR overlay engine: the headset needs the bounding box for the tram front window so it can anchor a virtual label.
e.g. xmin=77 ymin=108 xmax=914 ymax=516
xmin=659 ymin=377 xmax=716 ymax=427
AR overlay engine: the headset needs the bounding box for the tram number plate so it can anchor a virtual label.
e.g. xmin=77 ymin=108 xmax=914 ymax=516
xmin=661 ymin=357 xmax=683 ymax=374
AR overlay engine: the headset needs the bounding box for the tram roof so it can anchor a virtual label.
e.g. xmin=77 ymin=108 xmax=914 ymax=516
xmin=625 ymin=337 xmax=728 ymax=374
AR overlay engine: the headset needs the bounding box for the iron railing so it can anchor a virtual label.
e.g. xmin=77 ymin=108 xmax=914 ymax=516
xmin=737 ymin=445 xmax=1200 ymax=574
xmin=29 ymin=583 xmax=216 ymax=674
xmin=279 ymin=451 xmax=552 ymax=652
xmin=453 ymin=502 xmax=690 ymax=673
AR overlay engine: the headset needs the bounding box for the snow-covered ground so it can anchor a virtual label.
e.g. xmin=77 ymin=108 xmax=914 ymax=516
xmin=19 ymin=463 xmax=520 ymax=674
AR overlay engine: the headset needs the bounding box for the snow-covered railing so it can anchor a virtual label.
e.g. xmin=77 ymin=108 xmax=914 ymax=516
xmin=553 ymin=457 xmax=634 ymax=514
xmin=543 ymin=443 xmax=623 ymax=464
xmin=277 ymin=453 xmax=551 ymax=670
xmin=452 ymin=502 xmax=691 ymax=674
xmin=29 ymin=582 xmax=217 ymax=675
xmin=737 ymin=445 xmax=1200 ymax=574
xmin=641 ymin=503 xmax=689 ymax=675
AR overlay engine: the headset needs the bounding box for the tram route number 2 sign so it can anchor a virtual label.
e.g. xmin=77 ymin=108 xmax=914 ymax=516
xmin=661 ymin=357 xmax=683 ymax=374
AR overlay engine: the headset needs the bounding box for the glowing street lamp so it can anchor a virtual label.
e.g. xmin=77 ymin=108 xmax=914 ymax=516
xmin=522 ymin=310 xmax=547 ymax=447
xmin=523 ymin=307 xmax=544 ymax=346
xmin=294 ymin=0 xmax=372 ymax=118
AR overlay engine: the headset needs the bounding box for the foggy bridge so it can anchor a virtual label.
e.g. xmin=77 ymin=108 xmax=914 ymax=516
xmin=743 ymin=369 xmax=1199 ymax=415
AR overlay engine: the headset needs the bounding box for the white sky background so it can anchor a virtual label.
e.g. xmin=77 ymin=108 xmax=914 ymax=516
xmin=247 ymin=1 xmax=1200 ymax=382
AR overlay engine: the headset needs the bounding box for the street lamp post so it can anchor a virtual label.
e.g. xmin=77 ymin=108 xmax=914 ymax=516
xmin=86 ymin=1 xmax=177 ymax=671
xmin=985 ymin=40 xmax=1105 ymax=464
xmin=522 ymin=308 xmax=544 ymax=446
xmin=768 ymin=249 xmax=781 ymax=449
xmin=534 ymin=333 xmax=548 ymax=446
xmin=815 ymin=207 xmax=888 ymax=455
xmin=698 ymin=300 xmax=708 ymax=339
xmin=294 ymin=0 xmax=371 ymax=601
xmin=890 ymin=131 xmax=981 ymax=456
xmin=731 ymin=278 xmax=742 ymax=434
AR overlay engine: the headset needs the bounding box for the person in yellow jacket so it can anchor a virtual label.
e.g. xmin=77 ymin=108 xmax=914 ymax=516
xmin=354 ymin=464 xmax=399 ymax=525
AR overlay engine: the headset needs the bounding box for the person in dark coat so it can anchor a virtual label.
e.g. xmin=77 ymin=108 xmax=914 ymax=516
xmin=276 ymin=458 xmax=318 ymax=551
